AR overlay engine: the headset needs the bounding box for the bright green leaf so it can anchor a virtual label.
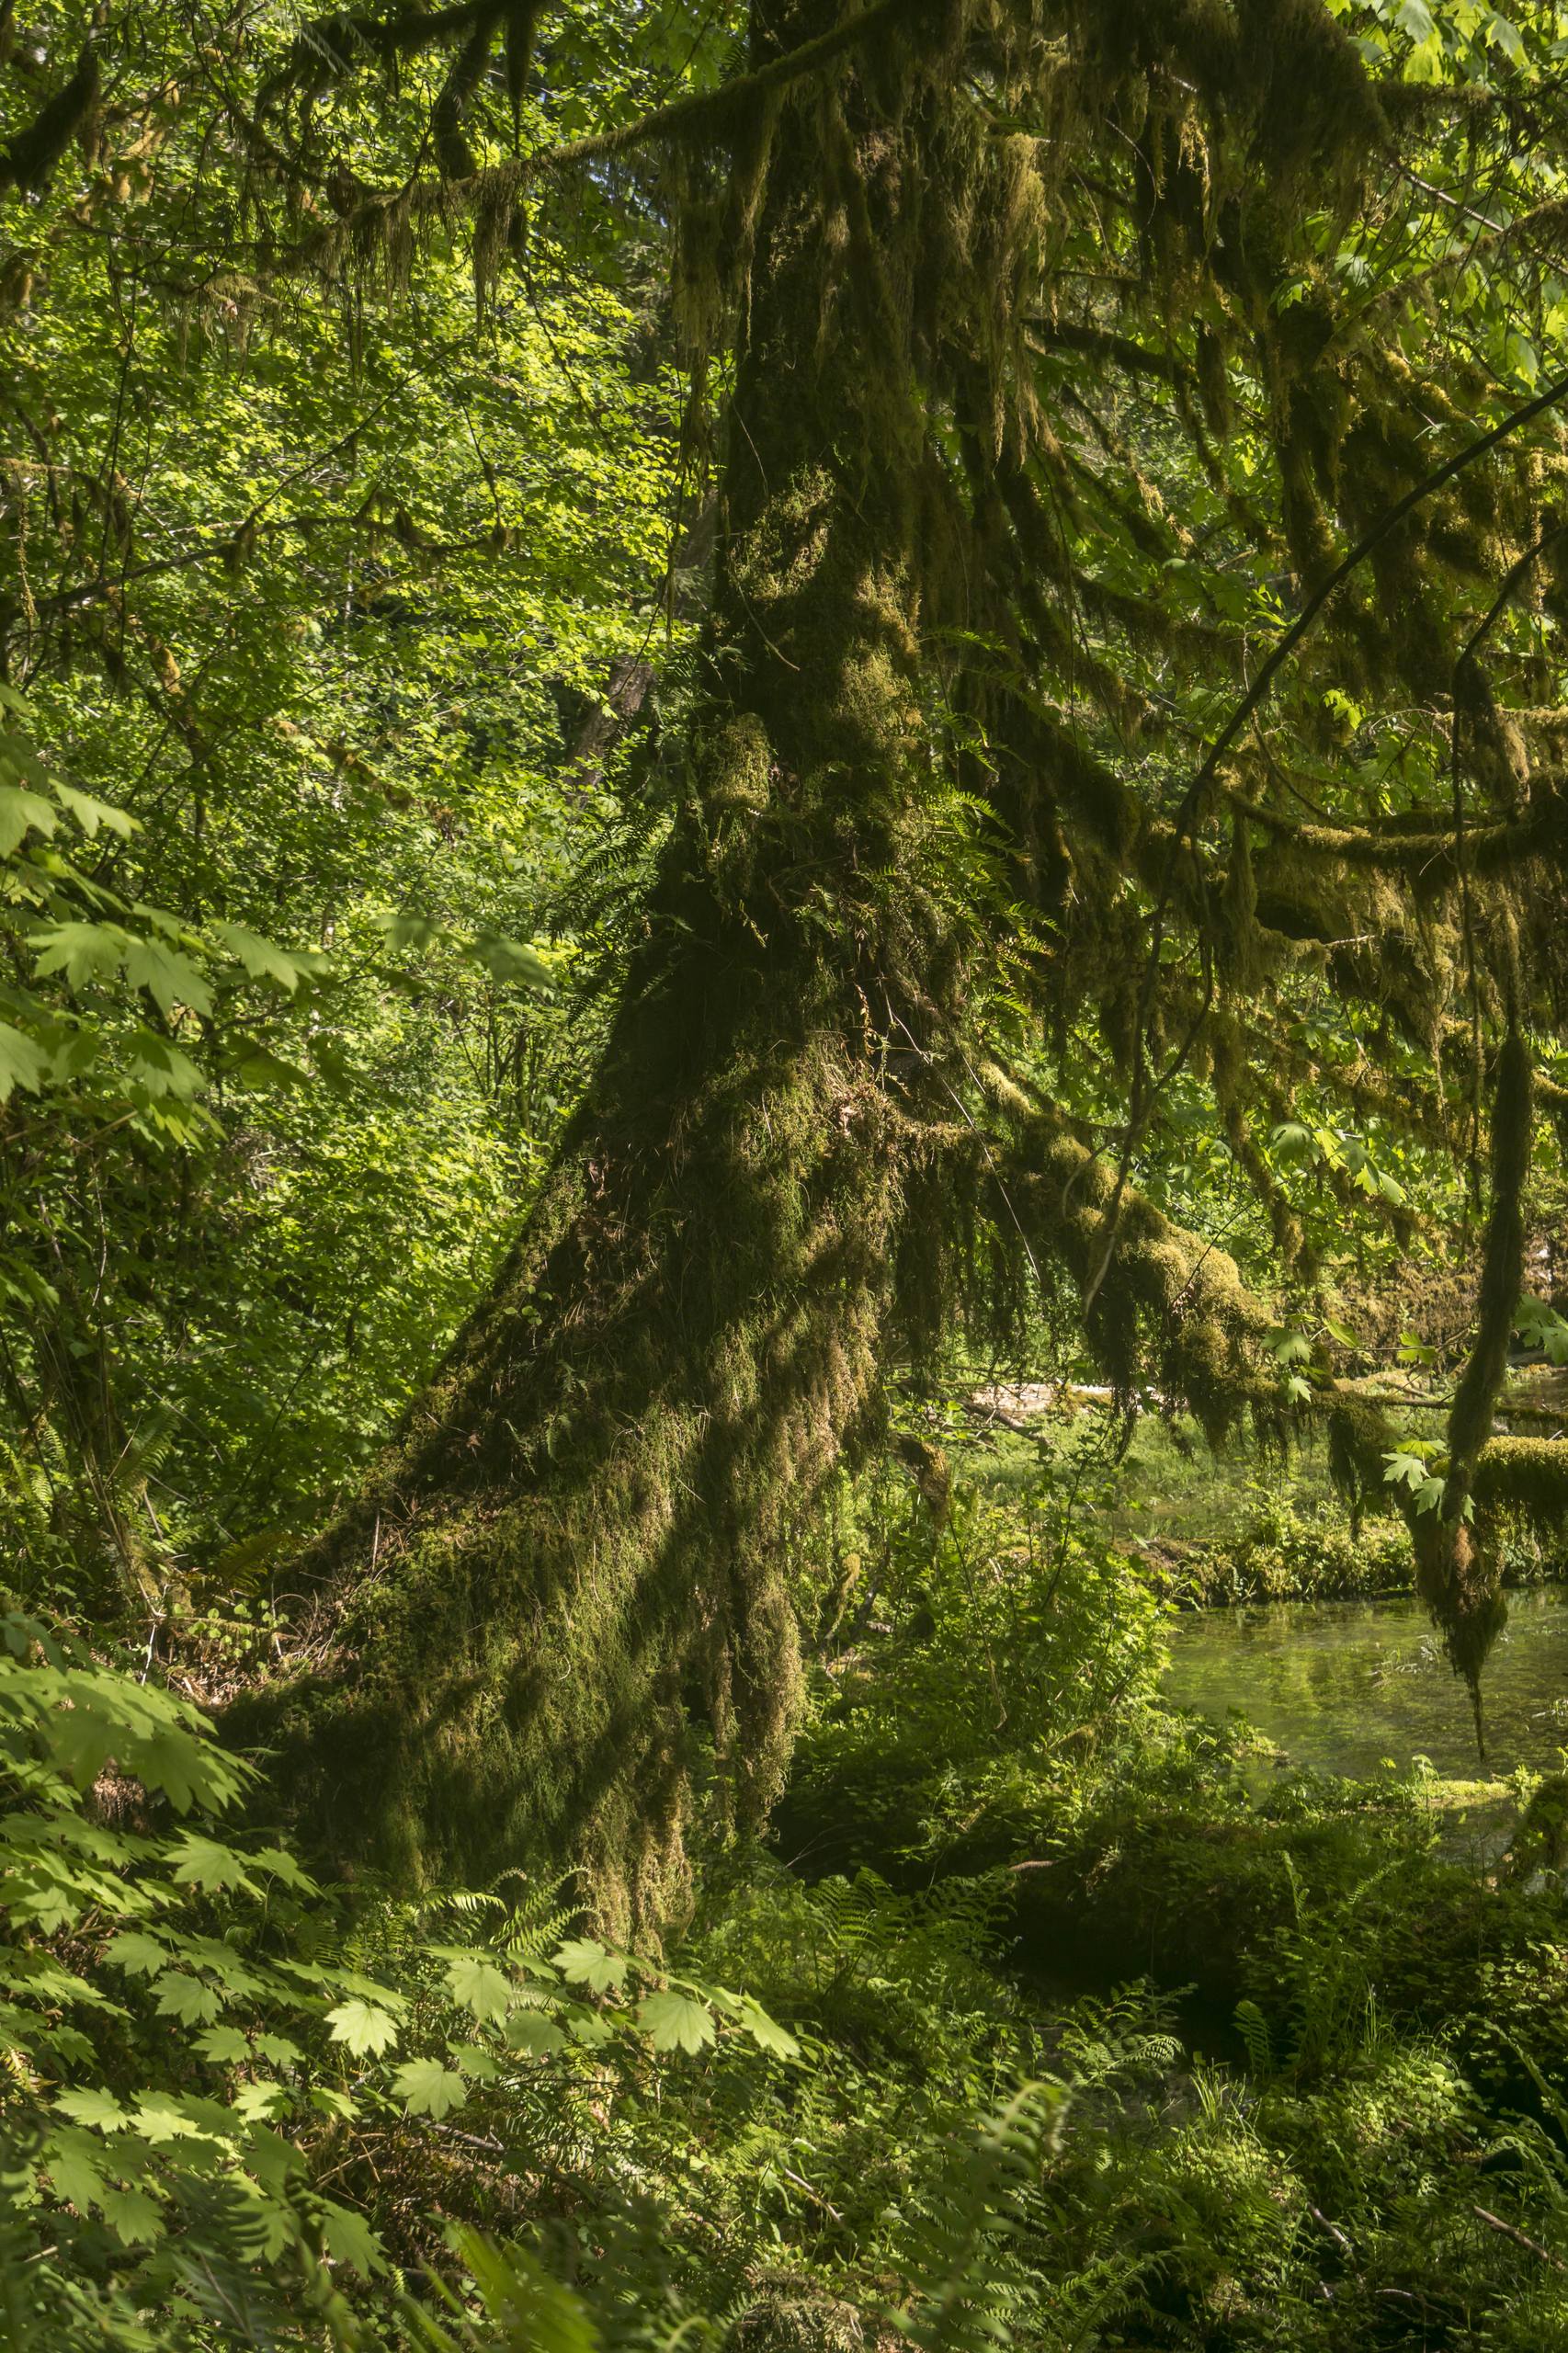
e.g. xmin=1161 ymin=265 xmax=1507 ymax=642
xmin=553 ymin=1938 xmax=628 ymax=1994
xmin=195 ymin=2026 xmax=252 ymax=2064
xmin=0 ymin=1022 xmax=51 ymax=1102
xmin=104 ymin=1931 xmax=172 ymax=1979
xmin=506 ymin=2009 xmax=569 ymax=2057
xmin=98 ymin=2183 xmax=164 ymax=2246
xmin=317 ymin=2197 xmax=385 ymax=2276
xmin=54 ymin=781 xmax=135 ymax=840
xmin=124 ymin=938 xmax=213 ymax=1019
xmin=54 ymin=2089 xmax=128 ymax=2133
xmin=154 ymin=1972 xmax=223 ymax=2025
xmin=32 ymin=920 xmax=128 ymax=991
xmin=636 ymin=1990 xmax=716 ymax=2055
xmin=325 ymin=1998 xmax=402 ymax=2059
xmin=167 ymin=1832 xmax=256 ymax=1893
xmin=444 ymin=1952 xmax=515 ymax=2023
xmin=732 ymin=1995 xmax=801 ymax=2061
xmin=391 ymin=2059 xmax=468 ymax=2119
xmin=0 ymin=783 xmax=58 ymax=856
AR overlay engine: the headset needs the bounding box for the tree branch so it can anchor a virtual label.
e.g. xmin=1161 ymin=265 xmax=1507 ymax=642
xmin=538 ymin=0 xmax=930 ymax=170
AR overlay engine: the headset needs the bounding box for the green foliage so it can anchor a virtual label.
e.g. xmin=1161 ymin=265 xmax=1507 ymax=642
xmin=0 ymin=1613 xmax=805 ymax=2348
xmin=9 ymin=1452 xmax=1568 ymax=2351
xmin=1517 ymin=1295 xmax=1568 ymax=1366
xmin=11 ymin=0 xmax=1568 ymax=1891
xmin=0 ymin=1611 xmax=371 ymax=2346
xmin=1385 ymin=1441 xmax=1458 ymax=1518
xmin=893 ymin=2082 xmax=1063 ymax=2353
xmin=1170 ymin=1490 xmax=1416 ymax=1604
xmin=791 ymin=1449 xmax=1170 ymax=1865
xmin=0 ymin=0 xmax=685 ymax=1617
xmin=401 ymin=2234 xmax=608 ymax=2353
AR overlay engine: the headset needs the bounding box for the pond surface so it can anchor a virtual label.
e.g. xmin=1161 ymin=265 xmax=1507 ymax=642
xmin=1165 ymin=1588 xmax=1568 ymax=1781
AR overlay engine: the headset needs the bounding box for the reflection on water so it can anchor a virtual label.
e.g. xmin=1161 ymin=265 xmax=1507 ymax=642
xmin=1165 ymin=1589 xmax=1568 ymax=1780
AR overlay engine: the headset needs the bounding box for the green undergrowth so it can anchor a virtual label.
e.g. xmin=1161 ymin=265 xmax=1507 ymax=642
xmin=1162 ymin=1495 xmax=1416 ymax=1605
xmin=1159 ymin=1492 xmax=1562 ymax=1608
xmin=965 ymin=1408 xmax=1564 ymax=1606
xmin=9 ymin=1442 xmax=1568 ymax=2349
xmin=1121 ymin=1427 xmax=1560 ymax=1608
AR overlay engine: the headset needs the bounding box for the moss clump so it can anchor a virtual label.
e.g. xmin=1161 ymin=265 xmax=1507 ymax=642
xmin=1473 ymin=1435 xmax=1568 ymax=1542
xmin=240 ymin=0 xmax=1030 ymax=1927
xmin=1007 ymin=1114 xmax=1274 ymax=1449
xmin=1175 ymin=1505 xmax=1414 ymax=1606
xmin=1442 ymin=1029 xmax=1532 ymax=1517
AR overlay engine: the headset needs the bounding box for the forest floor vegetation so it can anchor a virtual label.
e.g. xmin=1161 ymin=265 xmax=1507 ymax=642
xmin=6 ymin=1428 xmax=1568 ymax=2351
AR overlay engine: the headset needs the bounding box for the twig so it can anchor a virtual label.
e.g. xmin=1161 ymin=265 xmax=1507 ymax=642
xmin=777 ymin=2164 xmax=844 ymax=2223
xmin=1472 ymin=2204 xmax=1568 ymax=2270
xmin=430 ymin=2121 xmax=506 ymax=2155
xmin=1309 ymin=2204 xmax=1353 ymax=2258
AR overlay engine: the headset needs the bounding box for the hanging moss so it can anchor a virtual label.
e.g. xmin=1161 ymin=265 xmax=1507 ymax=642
xmin=1399 ymin=1029 xmax=1533 ymax=1743
xmin=1443 ymin=1029 xmax=1532 ymax=1511
xmin=1218 ymin=814 xmax=1265 ymax=992
xmin=237 ymin=0 xmax=1027 ymax=1926
xmin=1325 ymin=1394 xmax=1397 ymax=1535
xmin=1004 ymin=1112 xmax=1275 ymax=1447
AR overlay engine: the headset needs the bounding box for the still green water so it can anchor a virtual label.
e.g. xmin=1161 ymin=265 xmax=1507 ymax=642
xmin=1164 ymin=1588 xmax=1568 ymax=1780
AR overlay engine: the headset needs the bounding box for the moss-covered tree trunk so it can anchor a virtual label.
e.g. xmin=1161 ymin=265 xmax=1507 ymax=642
xmin=255 ymin=2 xmax=978 ymax=1924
